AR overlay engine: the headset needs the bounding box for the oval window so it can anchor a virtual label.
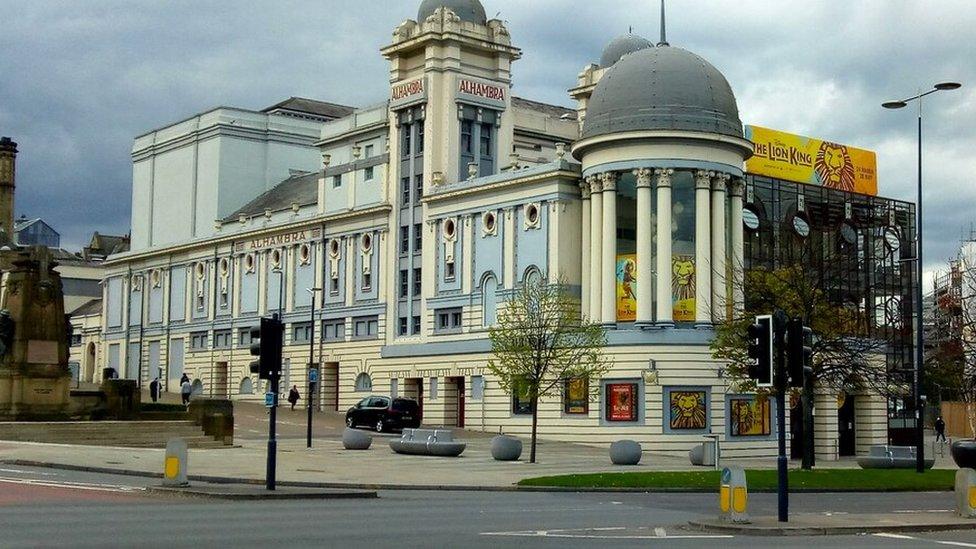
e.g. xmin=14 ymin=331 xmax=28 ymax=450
xmin=484 ymin=212 xmax=496 ymax=233
xmin=840 ymin=223 xmax=857 ymax=245
xmin=195 ymin=263 xmax=205 ymax=278
xmin=884 ymin=228 xmax=901 ymax=251
xmin=271 ymin=249 xmax=282 ymax=267
xmin=526 ymin=204 xmax=539 ymax=225
xmin=219 ymin=258 xmax=229 ymax=275
xmin=244 ymin=254 xmax=255 ymax=272
xmin=329 ymin=239 xmax=341 ymax=257
xmin=742 ymin=208 xmax=760 ymax=231
xmin=443 ymin=219 xmax=456 ymax=239
xmin=792 ymin=215 xmax=810 ymax=238
xmin=299 ymin=244 xmax=311 ymax=263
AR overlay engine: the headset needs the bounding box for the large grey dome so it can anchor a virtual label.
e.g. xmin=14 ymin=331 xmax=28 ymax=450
xmin=583 ymin=46 xmax=743 ymax=140
xmin=418 ymin=0 xmax=487 ymax=24
xmin=599 ymin=34 xmax=654 ymax=67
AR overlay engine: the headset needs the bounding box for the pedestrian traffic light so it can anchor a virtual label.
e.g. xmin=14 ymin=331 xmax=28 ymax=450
xmin=746 ymin=315 xmax=773 ymax=387
xmin=249 ymin=316 xmax=283 ymax=380
xmin=786 ymin=318 xmax=813 ymax=388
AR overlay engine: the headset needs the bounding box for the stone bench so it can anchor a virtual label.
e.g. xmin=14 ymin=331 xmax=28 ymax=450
xmin=857 ymin=444 xmax=935 ymax=470
xmin=389 ymin=428 xmax=465 ymax=457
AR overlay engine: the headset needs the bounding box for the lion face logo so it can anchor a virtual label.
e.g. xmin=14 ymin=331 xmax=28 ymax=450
xmin=670 ymin=391 xmax=707 ymax=430
xmin=671 ymin=257 xmax=696 ymax=301
xmin=815 ymin=142 xmax=856 ymax=192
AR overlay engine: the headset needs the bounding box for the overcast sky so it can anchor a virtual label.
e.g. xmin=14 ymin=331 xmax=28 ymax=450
xmin=1 ymin=0 xmax=974 ymax=284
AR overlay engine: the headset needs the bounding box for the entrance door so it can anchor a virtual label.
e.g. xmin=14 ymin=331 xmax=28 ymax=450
xmin=321 ymin=362 xmax=339 ymax=411
xmin=214 ymin=362 xmax=229 ymax=399
xmin=451 ymin=377 xmax=465 ymax=428
xmin=838 ymin=396 xmax=856 ymax=456
xmin=403 ymin=378 xmax=424 ymax=421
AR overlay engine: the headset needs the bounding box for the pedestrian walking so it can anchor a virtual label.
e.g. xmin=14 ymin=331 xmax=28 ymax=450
xmin=181 ymin=378 xmax=192 ymax=405
xmin=935 ymin=416 xmax=947 ymax=443
xmin=288 ymin=385 xmax=300 ymax=411
xmin=180 ymin=373 xmax=190 ymax=386
xmin=149 ymin=377 xmax=160 ymax=403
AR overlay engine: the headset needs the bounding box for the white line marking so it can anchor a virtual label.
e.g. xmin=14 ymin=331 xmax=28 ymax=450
xmin=0 ymin=477 xmax=145 ymax=494
xmin=874 ymin=533 xmax=976 ymax=548
xmin=892 ymin=509 xmax=953 ymax=513
xmin=654 ymin=527 xmax=666 ymax=537
xmin=481 ymin=528 xmax=732 ymax=540
xmin=0 ymin=468 xmax=56 ymax=476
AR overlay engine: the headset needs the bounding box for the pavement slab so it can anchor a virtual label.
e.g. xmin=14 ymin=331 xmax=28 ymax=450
xmin=689 ymin=511 xmax=976 ymax=536
xmin=147 ymin=483 xmax=377 ymax=500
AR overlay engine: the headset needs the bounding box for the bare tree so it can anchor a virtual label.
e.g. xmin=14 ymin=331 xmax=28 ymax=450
xmin=487 ymin=276 xmax=611 ymax=463
xmin=937 ymin=248 xmax=976 ymax=437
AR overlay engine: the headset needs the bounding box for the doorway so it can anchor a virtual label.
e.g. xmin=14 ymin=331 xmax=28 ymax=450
xmin=403 ymin=378 xmax=424 ymax=420
xmin=214 ymin=362 xmax=229 ymax=399
xmin=320 ymin=362 xmax=339 ymax=411
xmin=838 ymin=396 xmax=856 ymax=456
xmin=445 ymin=377 xmax=465 ymax=428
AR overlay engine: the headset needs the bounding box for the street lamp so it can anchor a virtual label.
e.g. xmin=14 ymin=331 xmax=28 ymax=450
xmin=883 ymin=81 xmax=962 ymax=473
xmin=305 ymin=287 xmax=322 ymax=449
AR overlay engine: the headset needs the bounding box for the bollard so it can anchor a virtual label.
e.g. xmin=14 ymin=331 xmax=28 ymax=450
xmin=719 ymin=465 xmax=749 ymax=523
xmin=956 ymin=468 xmax=976 ymax=519
xmin=163 ymin=438 xmax=189 ymax=487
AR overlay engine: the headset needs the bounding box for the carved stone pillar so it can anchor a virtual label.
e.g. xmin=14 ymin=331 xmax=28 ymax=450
xmin=601 ymin=172 xmax=619 ymax=326
xmin=634 ymin=168 xmax=655 ymax=326
xmin=655 ymin=169 xmax=674 ymax=327
xmin=588 ymin=176 xmax=603 ymax=323
xmin=729 ymin=179 xmax=746 ymax=318
xmin=579 ymin=181 xmax=591 ymax=319
xmin=694 ymin=170 xmax=712 ymax=326
xmin=711 ymin=173 xmax=730 ymax=323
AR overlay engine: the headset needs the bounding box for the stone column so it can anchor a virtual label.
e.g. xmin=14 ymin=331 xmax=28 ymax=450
xmin=655 ymin=169 xmax=674 ymax=327
xmin=729 ymin=179 xmax=746 ymax=318
xmin=710 ymin=173 xmax=729 ymax=323
xmin=0 ymin=137 xmax=17 ymax=243
xmin=635 ymin=168 xmax=655 ymax=327
xmin=601 ymin=172 xmax=619 ymax=326
xmin=579 ymin=181 xmax=592 ymax=320
xmin=694 ymin=170 xmax=712 ymax=327
xmin=588 ymin=176 xmax=603 ymax=323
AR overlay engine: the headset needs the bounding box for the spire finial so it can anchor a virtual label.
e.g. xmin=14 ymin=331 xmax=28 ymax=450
xmin=658 ymin=0 xmax=669 ymax=46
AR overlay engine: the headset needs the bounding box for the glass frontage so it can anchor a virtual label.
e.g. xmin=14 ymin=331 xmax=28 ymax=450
xmin=671 ymin=171 xmax=697 ymax=323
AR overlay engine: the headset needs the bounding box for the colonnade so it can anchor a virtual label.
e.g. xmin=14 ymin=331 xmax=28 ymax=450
xmin=579 ymin=168 xmax=745 ymax=327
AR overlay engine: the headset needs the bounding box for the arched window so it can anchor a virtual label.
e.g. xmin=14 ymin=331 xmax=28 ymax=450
xmin=191 ymin=379 xmax=204 ymax=396
xmin=239 ymin=377 xmax=254 ymax=395
xmin=482 ymin=273 xmax=498 ymax=327
xmin=523 ymin=266 xmax=542 ymax=287
xmin=355 ymin=372 xmax=373 ymax=392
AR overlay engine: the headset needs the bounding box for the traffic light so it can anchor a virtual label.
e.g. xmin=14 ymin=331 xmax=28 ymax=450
xmin=746 ymin=315 xmax=773 ymax=387
xmin=249 ymin=317 xmax=283 ymax=380
xmin=786 ymin=318 xmax=813 ymax=388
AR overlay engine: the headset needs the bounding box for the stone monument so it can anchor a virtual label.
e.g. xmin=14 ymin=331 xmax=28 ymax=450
xmin=0 ymin=137 xmax=72 ymax=420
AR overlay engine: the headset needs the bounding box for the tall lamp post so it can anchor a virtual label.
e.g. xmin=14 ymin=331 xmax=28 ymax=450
xmin=883 ymin=81 xmax=962 ymax=473
xmin=305 ymin=287 xmax=321 ymax=449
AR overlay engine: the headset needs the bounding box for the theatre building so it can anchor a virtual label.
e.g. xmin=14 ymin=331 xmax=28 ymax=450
xmin=96 ymin=0 xmax=915 ymax=459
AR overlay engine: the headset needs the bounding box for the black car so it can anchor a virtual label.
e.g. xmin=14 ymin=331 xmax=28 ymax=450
xmin=345 ymin=396 xmax=421 ymax=432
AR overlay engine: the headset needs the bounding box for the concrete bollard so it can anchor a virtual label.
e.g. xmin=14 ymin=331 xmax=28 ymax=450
xmin=956 ymin=468 xmax=976 ymax=518
xmin=163 ymin=438 xmax=189 ymax=487
xmin=719 ymin=466 xmax=749 ymax=523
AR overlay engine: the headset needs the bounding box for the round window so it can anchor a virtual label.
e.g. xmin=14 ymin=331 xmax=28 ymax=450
xmin=329 ymin=239 xmax=340 ymax=257
xmin=792 ymin=215 xmax=810 ymax=238
xmin=526 ymin=204 xmax=539 ymax=225
xmin=271 ymin=249 xmax=282 ymax=266
xmin=840 ymin=223 xmax=857 ymax=245
xmin=361 ymin=234 xmax=373 ymax=252
xmin=299 ymin=244 xmax=311 ymax=263
xmin=742 ymin=208 xmax=760 ymax=231
xmin=443 ymin=219 xmax=456 ymax=238
xmin=484 ymin=212 xmax=496 ymax=232
xmin=884 ymin=228 xmax=901 ymax=251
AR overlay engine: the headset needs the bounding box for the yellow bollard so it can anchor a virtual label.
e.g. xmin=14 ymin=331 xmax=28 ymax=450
xmin=958 ymin=468 xmax=976 ymax=518
xmin=163 ymin=438 xmax=189 ymax=487
xmin=719 ymin=466 xmax=749 ymax=523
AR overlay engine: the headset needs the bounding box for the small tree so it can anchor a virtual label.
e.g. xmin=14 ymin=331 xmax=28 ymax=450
xmin=940 ymin=252 xmax=976 ymax=438
xmin=487 ymin=276 xmax=610 ymax=463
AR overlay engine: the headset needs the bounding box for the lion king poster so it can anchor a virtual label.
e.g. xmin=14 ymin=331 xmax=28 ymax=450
xmin=745 ymin=125 xmax=878 ymax=196
xmin=616 ymin=254 xmax=638 ymax=322
xmin=671 ymin=254 xmax=696 ymax=322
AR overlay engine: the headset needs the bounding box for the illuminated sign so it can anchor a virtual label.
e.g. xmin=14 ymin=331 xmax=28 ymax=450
xmin=745 ymin=125 xmax=878 ymax=196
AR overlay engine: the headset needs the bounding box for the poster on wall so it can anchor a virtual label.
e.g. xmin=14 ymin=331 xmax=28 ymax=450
xmin=616 ymin=254 xmax=638 ymax=322
xmin=730 ymin=397 xmax=772 ymax=436
xmin=606 ymin=383 xmax=638 ymax=422
xmin=745 ymin=125 xmax=878 ymax=196
xmin=564 ymin=378 xmax=589 ymax=414
xmin=671 ymin=254 xmax=696 ymax=322
xmin=669 ymin=390 xmax=708 ymax=430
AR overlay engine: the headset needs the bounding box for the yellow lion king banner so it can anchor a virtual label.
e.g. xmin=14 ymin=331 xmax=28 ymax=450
xmin=745 ymin=125 xmax=878 ymax=196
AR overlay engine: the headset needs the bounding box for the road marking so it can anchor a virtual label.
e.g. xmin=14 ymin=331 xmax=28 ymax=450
xmin=481 ymin=528 xmax=733 ymax=540
xmin=0 ymin=477 xmax=145 ymax=494
xmin=892 ymin=509 xmax=953 ymax=513
xmin=654 ymin=527 xmax=666 ymax=537
xmin=0 ymin=468 xmax=56 ymax=476
xmin=874 ymin=533 xmax=976 ymax=548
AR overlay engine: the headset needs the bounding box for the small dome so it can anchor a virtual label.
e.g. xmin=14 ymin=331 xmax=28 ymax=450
xmin=599 ymin=34 xmax=654 ymax=67
xmin=583 ymin=46 xmax=743 ymax=140
xmin=418 ymin=0 xmax=488 ymax=25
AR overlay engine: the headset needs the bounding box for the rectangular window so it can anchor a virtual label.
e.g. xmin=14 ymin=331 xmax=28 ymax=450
xmin=330 ymin=275 xmax=340 ymax=295
xmin=413 ymin=268 xmax=422 ymax=295
xmin=417 ymin=123 xmax=425 ymax=154
xmin=292 ymin=322 xmax=312 ymax=344
xmin=400 ymin=226 xmax=410 ymax=254
xmin=213 ymin=330 xmax=232 ymax=350
xmin=435 ymin=307 xmax=463 ymax=333
xmin=729 ymin=397 xmax=772 ymax=437
xmin=322 ymin=320 xmax=345 ymax=341
xmin=402 ymin=125 xmax=411 ymax=158
xmin=445 ymin=261 xmax=456 ymax=281
xmin=70 ymin=334 xmax=83 ymax=347
xmin=401 ymin=177 xmax=411 ymax=204
xmin=238 ymin=327 xmax=252 ymax=348
xmin=352 ymin=316 xmax=379 ymax=339
xmin=480 ymin=122 xmax=493 ymax=157
xmin=605 ymin=383 xmax=639 ymax=422
xmin=429 ymin=377 xmax=439 ymax=400
xmin=471 ymin=375 xmax=485 ymax=400
xmin=399 ymin=270 xmax=408 ymax=298
xmin=512 ymin=377 xmax=534 ymax=415
xmin=412 ymin=315 xmax=421 ymax=335
xmin=414 ymin=223 xmax=422 ymax=252
xmin=398 ymin=316 xmax=408 ymax=336
xmin=460 ymin=120 xmax=473 ymax=155
xmin=362 ymin=273 xmax=372 ymax=291
xmin=364 ymin=166 xmax=374 ymax=181
xmin=190 ymin=332 xmax=208 ymax=351
xmin=414 ymin=175 xmax=423 ymax=202
xmin=564 ymin=378 xmax=589 ymax=415
xmin=364 ymin=144 xmax=374 ymax=158
xmin=333 ymin=174 xmax=342 ymax=188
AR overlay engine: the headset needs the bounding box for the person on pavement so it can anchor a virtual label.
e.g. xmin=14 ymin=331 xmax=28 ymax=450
xmin=935 ymin=416 xmax=947 ymax=443
xmin=181 ymin=378 xmax=192 ymax=405
xmin=149 ymin=377 xmax=160 ymax=403
xmin=288 ymin=385 xmax=300 ymax=411
xmin=180 ymin=373 xmax=190 ymax=386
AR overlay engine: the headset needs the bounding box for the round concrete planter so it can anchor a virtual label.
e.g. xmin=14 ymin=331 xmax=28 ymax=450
xmin=342 ymin=427 xmax=372 ymax=450
xmin=610 ymin=439 xmax=642 ymax=465
xmin=951 ymin=439 xmax=976 ymax=469
xmin=491 ymin=435 xmax=523 ymax=461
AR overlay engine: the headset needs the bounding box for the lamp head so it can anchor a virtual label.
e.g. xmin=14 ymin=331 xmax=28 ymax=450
xmin=882 ymin=101 xmax=908 ymax=109
xmin=934 ymin=82 xmax=962 ymax=91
